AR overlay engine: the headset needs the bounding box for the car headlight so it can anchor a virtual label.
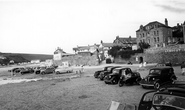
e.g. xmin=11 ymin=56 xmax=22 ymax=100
xmin=152 ymin=78 xmax=155 ymax=80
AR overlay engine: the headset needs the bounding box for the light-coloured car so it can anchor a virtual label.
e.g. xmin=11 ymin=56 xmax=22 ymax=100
xmin=55 ymin=66 xmax=73 ymax=74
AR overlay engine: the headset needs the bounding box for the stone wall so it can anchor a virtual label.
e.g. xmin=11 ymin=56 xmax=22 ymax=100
xmin=144 ymin=51 xmax=185 ymax=64
xmin=53 ymin=54 xmax=99 ymax=66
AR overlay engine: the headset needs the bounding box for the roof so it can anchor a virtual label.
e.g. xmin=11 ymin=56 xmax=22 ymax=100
xmin=151 ymin=66 xmax=173 ymax=70
xmin=101 ymin=43 xmax=114 ymax=47
xmin=73 ymin=44 xmax=99 ymax=51
xmin=114 ymin=37 xmax=137 ymax=44
xmin=54 ymin=47 xmax=66 ymax=54
xmin=136 ymin=21 xmax=172 ymax=32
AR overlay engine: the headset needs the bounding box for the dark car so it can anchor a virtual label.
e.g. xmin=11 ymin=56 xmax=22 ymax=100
xmin=118 ymin=68 xmax=141 ymax=87
xmin=104 ymin=67 xmax=141 ymax=85
xmin=20 ymin=67 xmax=34 ymax=75
xmin=98 ymin=66 xmax=121 ymax=80
xmin=138 ymin=82 xmax=185 ymax=110
xmin=140 ymin=66 xmax=177 ymax=90
xmin=14 ymin=67 xmax=25 ymax=73
xmin=8 ymin=67 xmax=20 ymax=72
xmin=94 ymin=66 xmax=113 ymax=78
xmin=40 ymin=67 xmax=55 ymax=74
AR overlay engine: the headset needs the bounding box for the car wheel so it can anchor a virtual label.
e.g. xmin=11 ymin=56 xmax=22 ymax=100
xmin=154 ymin=82 xmax=160 ymax=90
xmin=41 ymin=72 xmax=45 ymax=75
xmin=141 ymin=85 xmax=146 ymax=89
xmin=136 ymin=77 xmax=142 ymax=85
xmin=118 ymin=80 xmax=124 ymax=87
xmin=56 ymin=71 xmax=60 ymax=74
xmin=111 ymin=78 xmax=117 ymax=84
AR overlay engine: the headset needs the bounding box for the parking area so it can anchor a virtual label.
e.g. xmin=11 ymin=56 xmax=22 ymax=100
xmin=0 ymin=64 xmax=185 ymax=110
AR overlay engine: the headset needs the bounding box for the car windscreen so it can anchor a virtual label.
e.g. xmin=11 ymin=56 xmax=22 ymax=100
xmin=112 ymin=69 xmax=119 ymax=73
xmin=107 ymin=67 xmax=112 ymax=72
xmin=153 ymin=94 xmax=185 ymax=109
xmin=149 ymin=69 xmax=161 ymax=75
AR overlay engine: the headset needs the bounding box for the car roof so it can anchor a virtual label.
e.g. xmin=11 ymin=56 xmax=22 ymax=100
xmin=150 ymin=66 xmax=173 ymax=70
xmin=114 ymin=67 xmax=130 ymax=70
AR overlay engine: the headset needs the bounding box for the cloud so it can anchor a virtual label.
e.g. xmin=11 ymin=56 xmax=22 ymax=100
xmin=155 ymin=4 xmax=185 ymax=13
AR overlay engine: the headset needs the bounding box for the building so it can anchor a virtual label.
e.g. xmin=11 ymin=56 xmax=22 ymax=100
xmin=73 ymin=44 xmax=99 ymax=55
xmin=136 ymin=18 xmax=173 ymax=48
xmin=171 ymin=22 xmax=185 ymax=44
xmin=99 ymin=41 xmax=115 ymax=59
xmin=53 ymin=47 xmax=74 ymax=60
xmin=113 ymin=36 xmax=137 ymax=50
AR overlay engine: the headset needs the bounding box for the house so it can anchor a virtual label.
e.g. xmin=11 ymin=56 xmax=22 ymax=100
xmin=171 ymin=22 xmax=185 ymax=44
xmin=53 ymin=47 xmax=74 ymax=60
xmin=113 ymin=36 xmax=137 ymax=50
xmin=72 ymin=44 xmax=99 ymax=55
xmin=99 ymin=41 xmax=115 ymax=59
xmin=136 ymin=18 xmax=173 ymax=48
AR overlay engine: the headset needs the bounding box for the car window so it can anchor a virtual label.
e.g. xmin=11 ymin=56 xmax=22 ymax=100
xmin=149 ymin=69 xmax=161 ymax=75
xmin=153 ymin=94 xmax=185 ymax=109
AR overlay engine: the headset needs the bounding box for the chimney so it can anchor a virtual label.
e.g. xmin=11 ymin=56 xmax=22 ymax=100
xmin=165 ymin=18 xmax=168 ymax=26
xmin=116 ymin=35 xmax=119 ymax=38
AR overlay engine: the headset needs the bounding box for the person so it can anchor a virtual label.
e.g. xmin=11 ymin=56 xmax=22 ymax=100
xmin=181 ymin=61 xmax=185 ymax=75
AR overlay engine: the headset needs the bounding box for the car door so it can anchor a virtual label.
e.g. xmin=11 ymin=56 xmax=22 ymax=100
xmin=138 ymin=91 xmax=156 ymax=110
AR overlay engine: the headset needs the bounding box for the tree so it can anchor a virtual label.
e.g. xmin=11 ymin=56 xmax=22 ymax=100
xmin=108 ymin=46 xmax=122 ymax=57
xmin=138 ymin=42 xmax=150 ymax=50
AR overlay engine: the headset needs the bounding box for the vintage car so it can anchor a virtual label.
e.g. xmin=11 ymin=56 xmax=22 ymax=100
xmin=40 ymin=67 xmax=55 ymax=75
xmin=94 ymin=66 xmax=113 ymax=78
xmin=140 ymin=66 xmax=177 ymax=90
xmin=98 ymin=66 xmax=121 ymax=80
xmin=8 ymin=67 xmax=20 ymax=72
xmin=138 ymin=82 xmax=185 ymax=110
xmin=14 ymin=67 xmax=25 ymax=73
xmin=20 ymin=67 xmax=34 ymax=75
xmin=104 ymin=67 xmax=141 ymax=85
xmin=118 ymin=68 xmax=141 ymax=86
xmin=55 ymin=66 xmax=73 ymax=74
xmin=34 ymin=66 xmax=47 ymax=74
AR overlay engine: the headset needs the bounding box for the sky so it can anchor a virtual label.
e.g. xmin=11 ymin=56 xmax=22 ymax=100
xmin=0 ymin=0 xmax=185 ymax=54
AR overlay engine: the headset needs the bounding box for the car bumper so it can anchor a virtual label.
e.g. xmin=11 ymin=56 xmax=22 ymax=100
xmin=139 ymin=80 xmax=155 ymax=87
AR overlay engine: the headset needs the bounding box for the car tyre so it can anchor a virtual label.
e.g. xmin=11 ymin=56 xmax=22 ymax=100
xmin=154 ymin=82 xmax=160 ymax=90
xmin=41 ymin=72 xmax=45 ymax=75
xmin=136 ymin=77 xmax=142 ymax=85
xmin=118 ymin=80 xmax=124 ymax=87
xmin=56 ymin=71 xmax=60 ymax=74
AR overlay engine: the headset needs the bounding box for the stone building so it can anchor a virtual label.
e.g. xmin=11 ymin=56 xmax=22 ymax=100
xmin=136 ymin=18 xmax=173 ymax=48
xmin=172 ymin=22 xmax=185 ymax=44
xmin=113 ymin=36 xmax=137 ymax=50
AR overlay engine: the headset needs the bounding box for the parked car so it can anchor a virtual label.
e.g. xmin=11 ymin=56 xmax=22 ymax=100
xmin=55 ymin=66 xmax=73 ymax=74
xmin=94 ymin=66 xmax=113 ymax=78
xmin=138 ymin=82 xmax=185 ymax=110
xmin=8 ymin=67 xmax=19 ymax=72
xmin=104 ymin=67 xmax=141 ymax=85
xmin=20 ymin=67 xmax=34 ymax=75
xmin=118 ymin=68 xmax=141 ymax=87
xmin=40 ymin=67 xmax=55 ymax=75
xmin=99 ymin=66 xmax=121 ymax=80
xmin=14 ymin=67 xmax=25 ymax=73
xmin=34 ymin=66 xmax=47 ymax=74
xmin=140 ymin=66 xmax=177 ymax=90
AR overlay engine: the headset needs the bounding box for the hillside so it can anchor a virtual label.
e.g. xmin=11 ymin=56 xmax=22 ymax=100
xmin=0 ymin=53 xmax=53 ymax=65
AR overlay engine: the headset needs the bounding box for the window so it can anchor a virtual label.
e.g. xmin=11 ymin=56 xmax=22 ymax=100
xmin=154 ymin=38 xmax=156 ymax=43
xmin=157 ymin=37 xmax=159 ymax=42
xmin=143 ymin=33 xmax=145 ymax=37
xmin=154 ymin=31 xmax=156 ymax=36
xmin=148 ymin=39 xmax=150 ymax=43
xmin=157 ymin=31 xmax=159 ymax=36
